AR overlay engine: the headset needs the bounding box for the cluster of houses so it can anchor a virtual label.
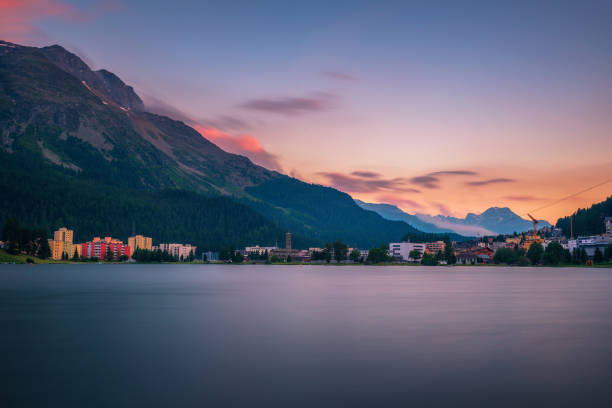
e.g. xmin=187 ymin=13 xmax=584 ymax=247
xmin=46 ymin=228 xmax=196 ymax=261
xmin=10 ymin=217 xmax=608 ymax=264
xmin=452 ymin=217 xmax=612 ymax=264
xmin=226 ymin=218 xmax=612 ymax=265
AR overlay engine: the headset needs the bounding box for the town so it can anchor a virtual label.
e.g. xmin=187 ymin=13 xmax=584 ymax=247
xmin=2 ymin=217 xmax=612 ymax=266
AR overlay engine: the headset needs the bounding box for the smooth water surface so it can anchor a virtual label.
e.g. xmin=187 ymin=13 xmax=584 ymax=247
xmin=2 ymin=264 xmax=612 ymax=407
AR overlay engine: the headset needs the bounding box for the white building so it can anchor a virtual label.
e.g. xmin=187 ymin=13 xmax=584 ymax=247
xmin=389 ymin=242 xmax=426 ymax=261
xmin=245 ymin=245 xmax=278 ymax=255
xmin=155 ymin=243 xmax=196 ymax=260
xmin=425 ymin=241 xmax=446 ymax=254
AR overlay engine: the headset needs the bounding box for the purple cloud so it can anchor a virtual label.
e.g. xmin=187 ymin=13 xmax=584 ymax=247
xmin=410 ymin=175 xmax=440 ymax=189
xmin=428 ymin=170 xmax=478 ymax=176
xmin=409 ymin=169 xmax=478 ymax=189
xmin=323 ymin=71 xmax=358 ymax=81
xmin=351 ymin=171 xmax=381 ymax=178
xmin=318 ymin=172 xmax=420 ymax=194
xmin=466 ymin=178 xmax=516 ymax=186
xmin=240 ymin=92 xmax=335 ymax=116
xmin=503 ymin=195 xmax=543 ymax=201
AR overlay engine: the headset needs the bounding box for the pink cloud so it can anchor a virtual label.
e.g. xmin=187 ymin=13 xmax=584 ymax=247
xmin=0 ymin=0 xmax=119 ymax=42
xmin=376 ymin=194 xmax=424 ymax=211
xmin=193 ymin=125 xmax=282 ymax=171
xmin=431 ymin=202 xmax=454 ymax=217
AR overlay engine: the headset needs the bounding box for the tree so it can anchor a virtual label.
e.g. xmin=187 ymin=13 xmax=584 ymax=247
xmin=324 ymin=242 xmax=333 ymax=263
xmin=494 ymin=248 xmax=518 ymax=264
xmin=527 ymin=243 xmax=543 ymax=265
xmin=580 ymin=248 xmax=588 ymax=264
xmin=219 ymin=248 xmax=233 ymax=261
xmin=443 ymin=236 xmax=456 ymax=264
xmin=37 ymin=228 xmax=51 ymax=259
xmin=2 ymin=218 xmax=21 ymax=254
xmin=517 ymin=256 xmax=530 ymax=266
xmin=594 ymin=247 xmax=604 ymax=263
xmin=367 ymin=244 xmax=389 ymax=264
xmin=231 ymin=251 xmax=244 ymax=263
xmin=72 ymin=247 xmax=79 ymax=261
xmin=421 ymin=253 xmax=437 ymax=266
xmin=605 ymin=245 xmax=612 ymax=262
xmin=409 ymin=249 xmax=422 ymax=262
xmin=349 ymin=249 xmax=361 ymax=263
xmin=106 ymin=245 xmax=113 ymax=262
xmin=543 ymin=242 xmax=564 ymax=265
xmin=333 ymin=240 xmax=348 ymax=263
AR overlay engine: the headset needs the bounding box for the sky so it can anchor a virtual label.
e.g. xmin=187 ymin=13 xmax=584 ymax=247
xmin=2 ymin=0 xmax=612 ymax=222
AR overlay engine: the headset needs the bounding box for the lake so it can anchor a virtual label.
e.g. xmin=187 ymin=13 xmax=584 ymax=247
xmin=1 ymin=264 xmax=612 ymax=407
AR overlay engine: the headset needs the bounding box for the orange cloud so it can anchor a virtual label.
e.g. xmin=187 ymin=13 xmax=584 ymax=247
xmin=193 ymin=125 xmax=282 ymax=171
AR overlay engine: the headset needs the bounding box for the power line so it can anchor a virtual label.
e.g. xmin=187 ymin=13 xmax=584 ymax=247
xmin=524 ymin=177 xmax=612 ymax=216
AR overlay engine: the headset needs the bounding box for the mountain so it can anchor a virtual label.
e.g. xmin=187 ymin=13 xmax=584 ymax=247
xmin=354 ymin=199 xmax=468 ymax=239
xmin=355 ymin=198 xmax=551 ymax=236
xmin=416 ymin=207 xmax=551 ymax=236
xmin=0 ymin=40 xmax=423 ymax=248
xmin=556 ymin=196 xmax=612 ymax=237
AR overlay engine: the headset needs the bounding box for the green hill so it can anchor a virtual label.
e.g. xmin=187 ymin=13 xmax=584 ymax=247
xmin=0 ymin=40 xmax=426 ymax=249
xmin=556 ymin=196 xmax=612 ymax=237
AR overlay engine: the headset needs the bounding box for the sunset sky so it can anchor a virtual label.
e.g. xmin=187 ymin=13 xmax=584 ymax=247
xmin=2 ymin=0 xmax=611 ymax=222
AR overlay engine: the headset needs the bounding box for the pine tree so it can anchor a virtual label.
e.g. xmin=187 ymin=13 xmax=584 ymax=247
xmin=594 ymin=247 xmax=604 ymax=263
xmin=605 ymin=245 xmax=612 ymax=262
xmin=106 ymin=245 xmax=113 ymax=262
xmin=3 ymin=218 xmax=21 ymax=254
xmin=37 ymin=228 xmax=51 ymax=259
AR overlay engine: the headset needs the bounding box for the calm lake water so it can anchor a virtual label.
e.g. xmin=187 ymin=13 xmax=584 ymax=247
xmin=2 ymin=264 xmax=612 ymax=407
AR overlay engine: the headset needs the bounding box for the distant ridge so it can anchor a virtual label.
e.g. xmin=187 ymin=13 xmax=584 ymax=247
xmin=356 ymin=199 xmax=551 ymax=236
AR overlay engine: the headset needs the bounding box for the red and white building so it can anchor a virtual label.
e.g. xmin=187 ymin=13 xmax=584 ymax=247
xmin=81 ymin=237 xmax=131 ymax=260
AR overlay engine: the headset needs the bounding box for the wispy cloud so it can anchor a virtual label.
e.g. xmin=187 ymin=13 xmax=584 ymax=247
xmin=410 ymin=175 xmax=440 ymax=189
xmin=429 ymin=170 xmax=478 ymax=176
xmin=376 ymin=194 xmax=424 ymax=210
xmin=431 ymin=202 xmax=454 ymax=217
xmin=240 ymin=92 xmax=335 ymax=116
xmin=466 ymin=178 xmax=516 ymax=186
xmin=351 ymin=171 xmax=381 ymax=178
xmin=145 ymin=96 xmax=252 ymax=132
xmin=318 ymin=171 xmax=420 ymax=194
xmin=0 ymin=0 xmax=121 ymax=42
xmin=323 ymin=71 xmax=358 ymax=81
xmin=193 ymin=125 xmax=282 ymax=171
xmin=410 ymin=169 xmax=478 ymax=189
xmin=503 ymin=195 xmax=544 ymax=202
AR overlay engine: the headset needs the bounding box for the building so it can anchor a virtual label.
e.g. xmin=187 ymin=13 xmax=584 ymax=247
xmin=606 ymin=217 xmax=612 ymax=235
xmin=359 ymin=249 xmax=369 ymax=261
xmin=457 ymin=252 xmax=478 ymax=265
xmin=388 ymin=242 xmax=426 ymax=261
xmin=54 ymin=227 xmax=73 ymax=244
xmin=269 ymin=232 xmax=299 ymax=260
xmin=575 ymin=235 xmax=612 ymax=258
xmin=49 ymin=239 xmax=65 ymax=260
xmin=245 ymin=245 xmax=278 ymax=255
xmin=285 ymin=232 xmax=292 ymax=251
xmin=81 ymin=237 xmax=131 ymax=260
xmin=202 ymin=251 xmax=219 ymax=262
xmin=155 ymin=243 xmax=196 ymax=260
xmin=128 ymin=235 xmax=152 ymax=251
xmin=49 ymin=227 xmax=78 ymax=260
xmin=425 ymin=241 xmax=445 ymax=254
